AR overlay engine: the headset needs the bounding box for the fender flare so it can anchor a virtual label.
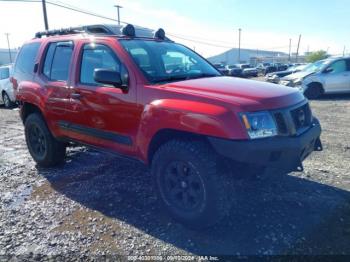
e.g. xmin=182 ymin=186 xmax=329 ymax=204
xmin=136 ymin=99 xmax=246 ymax=163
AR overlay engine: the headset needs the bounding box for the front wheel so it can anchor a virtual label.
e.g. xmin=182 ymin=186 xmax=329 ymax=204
xmin=304 ymin=84 xmax=323 ymax=99
xmin=25 ymin=113 xmax=66 ymax=167
xmin=151 ymin=140 xmax=232 ymax=228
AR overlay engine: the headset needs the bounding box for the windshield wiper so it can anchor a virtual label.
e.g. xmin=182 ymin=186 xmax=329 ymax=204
xmin=152 ymin=75 xmax=189 ymax=83
xmin=186 ymin=73 xmax=221 ymax=80
xmin=152 ymin=73 xmax=221 ymax=84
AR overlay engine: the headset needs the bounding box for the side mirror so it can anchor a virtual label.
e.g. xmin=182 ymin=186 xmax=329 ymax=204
xmin=323 ymin=67 xmax=334 ymax=74
xmin=94 ymin=69 xmax=123 ymax=88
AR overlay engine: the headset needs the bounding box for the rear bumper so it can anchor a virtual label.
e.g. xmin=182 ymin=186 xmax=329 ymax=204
xmin=208 ymin=119 xmax=322 ymax=173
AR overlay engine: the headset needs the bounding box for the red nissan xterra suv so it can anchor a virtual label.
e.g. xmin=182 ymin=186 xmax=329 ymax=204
xmin=12 ymin=24 xmax=322 ymax=228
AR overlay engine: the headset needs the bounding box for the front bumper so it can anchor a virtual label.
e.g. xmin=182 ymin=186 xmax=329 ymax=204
xmin=208 ymin=119 xmax=322 ymax=173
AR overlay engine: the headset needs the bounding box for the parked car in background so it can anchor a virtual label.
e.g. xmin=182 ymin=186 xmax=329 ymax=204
xmin=301 ymin=57 xmax=350 ymax=98
xmin=213 ymin=63 xmax=229 ymax=75
xmin=257 ymin=63 xmax=278 ymax=76
xmin=274 ymin=63 xmax=288 ymax=72
xmin=225 ymin=64 xmax=243 ymax=77
xmin=0 ymin=64 xmax=15 ymax=108
xmin=279 ymin=61 xmax=328 ymax=88
xmin=279 ymin=57 xmax=350 ymax=99
xmin=238 ymin=64 xmax=258 ymax=77
xmin=257 ymin=63 xmax=271 ymax=75
xmin=266 ymin=64 xmax=308 ymax=83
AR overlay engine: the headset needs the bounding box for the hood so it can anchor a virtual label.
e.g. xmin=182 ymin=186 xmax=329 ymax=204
xmin=281 ymin=71 xmax=314 ymax=81
xmin=160 ymin=76 xmax=305 ymax=111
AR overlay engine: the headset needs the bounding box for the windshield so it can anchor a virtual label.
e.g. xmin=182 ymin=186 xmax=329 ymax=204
xmin=303 ymin=60 xmax=330 ymax=73
xmin=120 ymin=40 xmax=221 ymax=83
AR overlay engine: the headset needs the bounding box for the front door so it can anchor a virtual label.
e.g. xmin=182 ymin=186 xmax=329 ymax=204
xmin=323 ymin=59 xmax=350 ymax=93
xmin=64 ymin=41 xmax=140 ymax=156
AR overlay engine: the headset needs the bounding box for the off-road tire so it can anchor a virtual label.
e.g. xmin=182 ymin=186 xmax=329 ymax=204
xmin=25 ymin=113 xmax=66 ymax=167
xmin=151 ymin=140 xmax=232 ymax=228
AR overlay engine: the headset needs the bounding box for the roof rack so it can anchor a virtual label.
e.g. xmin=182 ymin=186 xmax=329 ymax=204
xmin=35 ymin=24 xmax=115 ymax=38
xmin=34 ymin=24 xmax=170 ymax=41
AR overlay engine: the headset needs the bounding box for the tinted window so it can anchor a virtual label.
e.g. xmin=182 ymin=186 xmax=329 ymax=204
xmin=43 ymin=43 xmax=57 ymax=78
xmin=328 ymin=60 xmax=347 ymax=74
xmin=45 ymin=42 xmax=73 ymax=81
xmin=80 ymin=44 xmax=121 ymax=85
xmin=0 ymin=68 xmax=10 ymax=79
xmin=14 ymin=42 xmax=40 ymax=80
xmin=346 ymin=59 xmax=350 ymax=71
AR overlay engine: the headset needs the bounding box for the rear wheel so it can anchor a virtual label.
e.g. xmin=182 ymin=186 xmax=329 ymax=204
xmin=304 ymin=83 xmax=324 ymax=99
xmin=152 ymin=140 xmax=232 ymax=228
xmin=25 ymin=113 xmax=66 ymax=167
xmin=2 ymin=92 xmax=13 ymax=108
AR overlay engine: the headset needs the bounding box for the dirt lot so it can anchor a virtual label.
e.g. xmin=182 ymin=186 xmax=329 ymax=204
xmin=1 ymin=93 xmax=350 ymax=259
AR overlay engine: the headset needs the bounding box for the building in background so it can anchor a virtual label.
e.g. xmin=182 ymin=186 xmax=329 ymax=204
xmin=207 ymin=48 xmax=306 ymax=66
xmin=0 ymin=48 xmax=18 ymax=65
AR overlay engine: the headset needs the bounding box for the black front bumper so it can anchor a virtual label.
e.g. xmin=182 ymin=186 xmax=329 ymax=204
xmin=208 ymin=119 xmax=322 ymax=173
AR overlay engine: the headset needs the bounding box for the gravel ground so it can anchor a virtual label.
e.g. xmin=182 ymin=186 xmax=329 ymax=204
xmin=0 ymin=93 xmax=350 ymax=259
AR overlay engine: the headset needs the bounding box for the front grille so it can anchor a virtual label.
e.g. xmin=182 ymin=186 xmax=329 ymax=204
xmin=273 ymin=102 xmax=312 ymax=136
xmin=274 ymin=112 xmax=288 ymax=135
xmin=290 ymin=103 xmax=312 ymax=131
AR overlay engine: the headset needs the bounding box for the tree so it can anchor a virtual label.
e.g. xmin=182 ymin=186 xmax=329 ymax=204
xmin=306 ymin=50 xmax=329 ymax=63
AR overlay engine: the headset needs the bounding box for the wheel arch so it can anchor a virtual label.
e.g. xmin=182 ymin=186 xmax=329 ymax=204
xmin=306 ymin=81 xmax=324 ymax=92
xmin=20 ymin=102 xmax=44 ymax=124
xmin=147 ymin=128 xmax=210 ymax=165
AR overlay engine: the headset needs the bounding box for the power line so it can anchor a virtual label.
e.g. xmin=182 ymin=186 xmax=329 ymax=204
xmin=1 ymin=0 xmax=298 ymax=52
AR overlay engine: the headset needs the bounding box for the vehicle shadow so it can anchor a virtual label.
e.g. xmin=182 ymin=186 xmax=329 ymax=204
xmin=316 ymin=93 xmax=350 ymax=101
xmin=37 ymin=148 xmax=350 ymax=255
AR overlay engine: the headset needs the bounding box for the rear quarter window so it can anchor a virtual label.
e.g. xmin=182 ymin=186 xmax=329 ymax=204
xmin=14 ymin=42 xmax=41 ymax=81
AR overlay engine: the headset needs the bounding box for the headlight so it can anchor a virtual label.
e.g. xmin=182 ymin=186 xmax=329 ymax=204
xmin=293 ymin=78 xmax=303 ymax=86
xmin=240 ymin=111 xmax=277 ymax=139
xmin=280 ymin=80 xmax=290 ymax=86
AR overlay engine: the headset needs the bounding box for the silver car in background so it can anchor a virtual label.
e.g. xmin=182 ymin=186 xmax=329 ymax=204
xmin=280 ymin=57 xmax=350 ymax=99
xmin=0 ymin=64 xmax=15 ymax=108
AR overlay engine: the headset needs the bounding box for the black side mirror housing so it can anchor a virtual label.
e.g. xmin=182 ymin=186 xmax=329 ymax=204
xmin=94 ymin=69 xmax=124 ymax=89
xmin=323 ymin=67 xmax=333 ymax=74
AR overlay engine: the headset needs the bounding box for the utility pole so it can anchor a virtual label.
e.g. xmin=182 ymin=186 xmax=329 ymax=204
xmin=288 ymin=38 xmax=291 ymax=62
xmin=343 ymin=46 xmax=346 ymax=56
xmin=5 ymin=33 xmax=12 ymax=63
xmin=238 ymin=28 xmax=241 ymax=63
xmin=295 ymin=34 xmax=301 ymax=63
xmin=114 ymin=4 xmax=123 ymax=25
xmin=42 ymin=0 xmax=49 ymax=30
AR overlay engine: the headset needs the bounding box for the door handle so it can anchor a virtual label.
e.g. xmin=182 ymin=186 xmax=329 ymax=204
xmin=70 ymin=93 xmax=81 ymax=99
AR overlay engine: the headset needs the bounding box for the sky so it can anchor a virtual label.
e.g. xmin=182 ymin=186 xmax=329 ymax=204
xmin=0 ymin=0 xmax=349 ymax=58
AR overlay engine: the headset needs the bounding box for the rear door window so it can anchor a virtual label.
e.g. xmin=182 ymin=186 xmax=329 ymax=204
xmin=42 ymin=41 xmax=73 ymax=81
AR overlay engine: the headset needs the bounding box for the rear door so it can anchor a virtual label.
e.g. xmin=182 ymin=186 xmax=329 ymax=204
xmin=35 ymin=41 xmax=74 ymax=136
xmin=323 ymin=59 xmax=350 ymax=92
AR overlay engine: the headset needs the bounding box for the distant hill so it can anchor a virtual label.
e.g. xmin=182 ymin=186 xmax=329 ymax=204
xmin=207 ymin=48 xmax=287 ymax=65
